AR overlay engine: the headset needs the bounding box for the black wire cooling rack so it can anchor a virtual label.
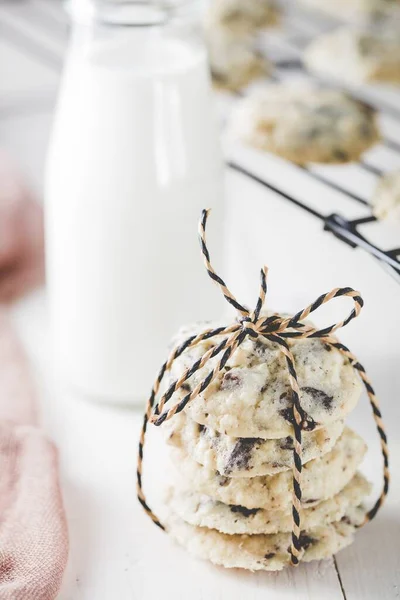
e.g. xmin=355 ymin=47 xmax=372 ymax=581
xmin=227 ymin=4 xmax=400 ymax=283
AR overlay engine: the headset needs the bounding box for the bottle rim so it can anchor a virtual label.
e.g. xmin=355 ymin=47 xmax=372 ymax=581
xmin=66 ymin=0 xmax=203 ymax=27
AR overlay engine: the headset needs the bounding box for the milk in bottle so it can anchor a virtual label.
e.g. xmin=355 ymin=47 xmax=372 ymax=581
xmin=45 ymin=0 xmax=224 ymax=402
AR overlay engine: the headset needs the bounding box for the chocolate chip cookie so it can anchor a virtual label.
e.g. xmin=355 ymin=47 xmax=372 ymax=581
xmin=168 ymin=318 xmax=362 ymax=438
xmin=230 ymin=84 xmax=380 ymax=164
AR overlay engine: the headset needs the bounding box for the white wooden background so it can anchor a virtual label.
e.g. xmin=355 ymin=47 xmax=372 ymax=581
xmin=1 ymin=1 xmax=399 ymax=598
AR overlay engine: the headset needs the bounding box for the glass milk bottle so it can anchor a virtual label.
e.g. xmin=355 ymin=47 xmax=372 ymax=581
xmin=45 ymin=0 xmax=224 ymax=403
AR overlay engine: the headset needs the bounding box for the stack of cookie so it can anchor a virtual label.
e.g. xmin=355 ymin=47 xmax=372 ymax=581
xmin=163 ymin=319 xmax=371 ymax=571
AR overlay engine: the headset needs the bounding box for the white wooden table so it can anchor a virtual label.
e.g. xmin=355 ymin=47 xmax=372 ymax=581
xmin=1 ymin=1 xmax=399 ymax=598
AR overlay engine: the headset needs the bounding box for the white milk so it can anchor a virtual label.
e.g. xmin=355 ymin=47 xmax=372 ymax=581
xmin=45 ymin=29 xmax=223 ymax=403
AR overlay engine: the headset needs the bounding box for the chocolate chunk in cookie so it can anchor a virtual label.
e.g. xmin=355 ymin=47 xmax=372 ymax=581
xmin=279 ymin=436 xmax=294 ymax=451
xmin=225 ymin=437 xmax=262 ymax=473
xmin=220 ymin=371 xmax=242 ymax=390
xmin=299 ymin=533 xmax=317 ymax=550
xmin=302 ymin=386 xmax=334 ymax=411
xmin=279 ymin=406 xmax=317 ymax=431
xmin=230 ymin=505 xmax=260 ymax=517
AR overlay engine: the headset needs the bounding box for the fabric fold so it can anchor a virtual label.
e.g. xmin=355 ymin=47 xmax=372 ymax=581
xmin=0 ymin=151 xmax=68 ymax=599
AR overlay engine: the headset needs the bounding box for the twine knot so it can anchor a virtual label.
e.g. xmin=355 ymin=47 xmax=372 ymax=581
xmin=240 ymin=318 xmax=259 ymax=337
xmin=137 ymin=209 xmax=389 ymax=567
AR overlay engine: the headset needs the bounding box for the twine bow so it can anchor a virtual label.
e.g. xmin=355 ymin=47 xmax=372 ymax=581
xmin=137 ymin=209 xmax=389 ymax=566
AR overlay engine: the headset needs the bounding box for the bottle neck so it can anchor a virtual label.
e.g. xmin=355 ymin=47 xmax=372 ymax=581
xmin=64 ymin=0 xmax=207 ymax=72
xmin=66 ymin=0 xmax=205 ymax=27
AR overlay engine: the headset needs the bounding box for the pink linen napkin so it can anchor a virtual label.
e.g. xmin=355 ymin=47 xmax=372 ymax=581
xmin=0 ymin=154 xmax=68 ymax=598
xmin=0 ymin=150 xmax=44 ymax=303
xmin=0 ymin=313 xmax=68 ymax=599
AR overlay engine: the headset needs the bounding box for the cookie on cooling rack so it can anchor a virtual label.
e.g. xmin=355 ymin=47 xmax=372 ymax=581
xmin=304 ymin=28 xmax=400 ymax=85
xmin=167 ymin=318 xmax=362 ymax=438
xmin=230 ymin=84 xmax=380 ymax=164
xmin=207 ymin=0 xmax=280 ymax=35
xmin=170 ymin=427 xmax=367 ymax=510
xmin=299 ymin=0 xmax=400 ymax=20
xmin=207 ymin=30 xmax=270 ymax=92
xmin=371 ymin=170 xmax=400 ymax=221
xmin=166 ymin=412 xmax=345 ymax=477
xmin=165 ymin=505 xmax=365 ymax=571
xmin=168 ymin=472 xmax=370 ymax=535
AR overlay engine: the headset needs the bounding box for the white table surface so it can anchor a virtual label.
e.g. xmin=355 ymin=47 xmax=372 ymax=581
xmin=1 ymin=1 xmax=400 ymax=598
